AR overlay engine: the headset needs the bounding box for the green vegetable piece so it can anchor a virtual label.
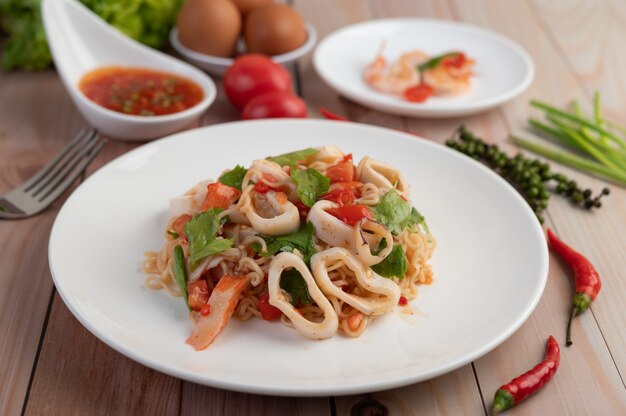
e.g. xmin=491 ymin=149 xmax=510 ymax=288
xmin=372 ymin=189 xmax=421 ymax=235
xmin=172 ymin=245 xmax=190 ymax=310
xmin=418 ymin=52 xmax=460 ymax=72
xmin=251 ymin=222 xmax=317 ymax=264
xmin=290 ymin=167 xmax=330 ymax=207
xmin=218 ymin=165 xmax=248 ymax=191
xmin=268 ymin=148 xmax=319 ymax=166
xmin=409 ymin=207 xmax=429 ymax=233
xmin=371 ymin=245 xmax=407 ymax=279
xmin=279 ymin=268 xmax=313 ymax=306
xmin=184 ymin=208 xmax=233 ymax=267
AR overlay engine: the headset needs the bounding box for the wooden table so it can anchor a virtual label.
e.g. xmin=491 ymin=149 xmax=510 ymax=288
xmin=2 ymin=1 xmax=625 ymax=415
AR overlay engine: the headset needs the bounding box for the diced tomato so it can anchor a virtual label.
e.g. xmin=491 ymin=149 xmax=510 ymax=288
xmin=326 ymin=157 xmax=355 ymax=183
xmin=201 ymin=182 xmax=241 ymax=211
xmin=326 ymin=204 xmax=372 ymax=226
xmin=254 ymin=181 xmax=270 ymax=193
xmin=188 ymin=280 xmax=210 ymax=311
xmin=321 ymin=189 xmax=355 ymax=206
xmin=398 ymin=296 xmax=408 ymax=306
xmin=403 ymin=83 xmax=433 ymax=103
xmin=262 ymin=173 xmax=278 ymax=183
xmin=293 ymin=199 xmax=310 ymax=219
xmin=200 ymin=304 xmax=212 ymax=316
xmin=328 ymin=181 xmax=362 ymax=193
xmin=258 ymin=293 xmax=282 ymax=320
xmin=442 ymin=52 xmax=467 ymax=68
xmin=171 ymin=214 xmax=192 ymax=236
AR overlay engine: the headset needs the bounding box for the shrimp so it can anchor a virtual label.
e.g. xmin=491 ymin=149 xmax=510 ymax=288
xmin=187 ymin=274 xmax=250 ymax=350
xmin=422 ymin=54 xmax=475 ymax=96
xmin=363 ymin=44 xmax=420 ymax=95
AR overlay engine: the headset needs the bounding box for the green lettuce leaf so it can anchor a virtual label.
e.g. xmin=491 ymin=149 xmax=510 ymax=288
xmin=268 ymin=148 xmax=318 ymax=166
xmin=279 ymin=268 xmax=313 ymax=306
xmin=290 ymin=167 xmax=330 ymax=207
xmin=251 ymin=222 xmax=316 ymax=264
xmin=172 ymin=245 xmax=190 ymax=310
xmin=371 ymin=245 xmax=407 ymax=279
xmin=184 ymin=208 xmax=232 ymax=267
xmin=218 ymin=165 xmax=247 ymax=191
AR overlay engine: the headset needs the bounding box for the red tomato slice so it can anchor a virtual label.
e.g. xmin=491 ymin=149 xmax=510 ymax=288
xmin=201 ymin=182 xmax=241 ymax=211
xmin=187 ymin=279 xmax=210 ymax=311
xmin=442 ymin=52 xmax=467 ymax=68
xmin=326 ymin=204 xmax=372 ymax=226
xmin=404 ymin=84 xmax=434 ymax=103
xmin=326 ymin=158 xmax=355 ymax=183
xmin=320 ymin=189 xmax=355 ymax=206
xmin=258 ymin=292 xmax=282 ymax=320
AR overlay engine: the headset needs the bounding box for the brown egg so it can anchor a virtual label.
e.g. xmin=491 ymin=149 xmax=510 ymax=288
xmin=231 ymin=0 xmax=273 ymax=16
xmin=244 ymin=4 xmax=307 ymax=55
xmin=177 ymin=0 xmax=241 ymax=57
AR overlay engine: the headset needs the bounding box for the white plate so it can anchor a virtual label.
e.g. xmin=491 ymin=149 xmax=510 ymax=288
xmin=49 ymin=120 xmax=547 ymax=396
xmin=314 ymin=19 xmax=534 ymax=117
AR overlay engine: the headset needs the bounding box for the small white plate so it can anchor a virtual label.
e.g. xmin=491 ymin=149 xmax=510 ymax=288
xmin=314 ymin=19 xmax=534 ymax=118
xmin=49 ymin=120 xmax=548 ymax=396
xmin=170 ymin=22 xmax=317 ymax=77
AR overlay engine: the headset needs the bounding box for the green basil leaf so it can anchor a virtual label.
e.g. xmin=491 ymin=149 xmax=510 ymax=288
xmin=409 ymin=207 xmax=430 ymax=233
xmin=268 ymin=148 xmax=318 ymax=167
xmin=418 ymin=52 xmax=460 ymax=72
xmin=172 ymin=245 xmax=190 ymax=310
xmin=218 ymin=165 xmax=247 ymax=191
xmin=279 ymin=268 xmax=313 ymax=306
xmin=290 ymin=167 xmax=330 ymax=207
xmin=371 ymin=245 xmax=407 ymax=279
xmin=251 ymin=222 xmax=317 ymax=264
xmin=371 ymin=189 xmax=413 ymax=235
xmin=184 ymin=208 xmax=232 ymax=267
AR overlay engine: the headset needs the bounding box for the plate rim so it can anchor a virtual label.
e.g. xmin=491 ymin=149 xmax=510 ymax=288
xmin=313 ymin=17 xmax=535 ymax=117
xmin=48 ymin=119 xmax=548 ymax=396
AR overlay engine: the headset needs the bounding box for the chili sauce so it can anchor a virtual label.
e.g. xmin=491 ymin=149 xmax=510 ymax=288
xmin=79 ymin=67 xmax=203 ymax=116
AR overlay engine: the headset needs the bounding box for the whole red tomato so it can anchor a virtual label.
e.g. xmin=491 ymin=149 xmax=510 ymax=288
xmin=241 ymin=91 xmax=307 ymax=119
xmin=223 ymin=54 xmax=292 ymax=110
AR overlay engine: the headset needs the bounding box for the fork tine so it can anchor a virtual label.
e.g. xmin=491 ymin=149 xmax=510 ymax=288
xmin=23 ymin=129 xmax=97 ymax=193
xmin=30 ymin=131 xmax=99 ymax=197
xmin=36 ymin=139 xmax=106 ymax=210
xmin=37 ymin=135 xmax=104 ymax=201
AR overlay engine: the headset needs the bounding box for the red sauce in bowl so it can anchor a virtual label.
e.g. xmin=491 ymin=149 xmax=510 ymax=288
xmin=79 ymin=67 xmax=204 ymax=116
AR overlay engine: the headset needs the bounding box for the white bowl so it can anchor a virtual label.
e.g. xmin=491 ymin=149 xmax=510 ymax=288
xmin=314 ymin=18 xmax=534 ymax=118
xmin=41 ymin=0 xmax=217 ymax=141
xmin=170 ymin=22 xmax=317 ymax=77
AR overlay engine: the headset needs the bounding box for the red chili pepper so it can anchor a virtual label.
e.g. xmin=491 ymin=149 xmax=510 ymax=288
xmin=319 ymin=108 xmax=348 ymax=121
xmin=492 ymin=336 xmax=560 ymax=414
xmin=547 ymin=229 xmax=601 ymax=347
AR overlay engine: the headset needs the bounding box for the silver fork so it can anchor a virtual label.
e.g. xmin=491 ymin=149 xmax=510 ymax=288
xmin=0 ymin=129 xmax=106 ymax=219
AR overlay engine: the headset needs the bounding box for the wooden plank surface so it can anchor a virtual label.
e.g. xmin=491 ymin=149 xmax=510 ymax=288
xmin=1 ymin=1 xmax=625 ymax=415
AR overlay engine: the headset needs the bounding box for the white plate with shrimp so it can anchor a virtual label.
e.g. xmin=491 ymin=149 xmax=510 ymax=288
xmin=314 ymin=18 xmax=534 ymax=117
xmin=49 ymin=120 xmax=548 ymax=396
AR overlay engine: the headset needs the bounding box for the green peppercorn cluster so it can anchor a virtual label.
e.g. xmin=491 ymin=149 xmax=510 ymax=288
xmin=446 ymin=127 xmax=610 ymax=223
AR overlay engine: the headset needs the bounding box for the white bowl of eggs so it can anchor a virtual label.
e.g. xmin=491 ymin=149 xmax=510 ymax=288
xmin=170 ymin=0 xmax=317 ymax=76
